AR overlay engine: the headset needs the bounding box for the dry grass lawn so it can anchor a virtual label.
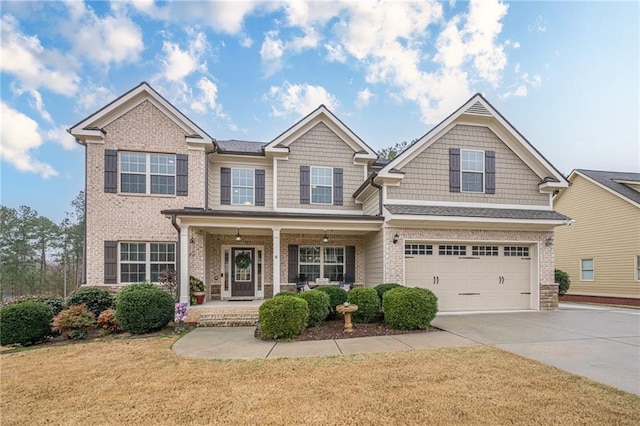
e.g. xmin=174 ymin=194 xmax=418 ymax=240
xmin=1 ymin=335 xmax=639 ymax=425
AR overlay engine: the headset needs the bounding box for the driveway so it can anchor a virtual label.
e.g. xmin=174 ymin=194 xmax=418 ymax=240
xmin=432 ymin=303 xmax=640 ymax=395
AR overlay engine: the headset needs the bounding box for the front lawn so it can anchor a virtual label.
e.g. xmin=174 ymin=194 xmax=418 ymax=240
xmin=2 ymin=336 xmax=638 ymax=425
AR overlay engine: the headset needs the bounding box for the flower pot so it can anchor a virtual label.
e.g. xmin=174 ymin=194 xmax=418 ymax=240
xmin=194 ymin=291 xmax=206 ymax=305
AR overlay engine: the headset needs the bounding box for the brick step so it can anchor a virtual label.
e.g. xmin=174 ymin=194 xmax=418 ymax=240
xmin=195 ymin=308 xmax=259 ymax=327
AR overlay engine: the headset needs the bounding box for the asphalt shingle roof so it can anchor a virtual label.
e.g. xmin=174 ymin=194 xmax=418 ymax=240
xmin=216 ymin=139 xmax=266 ymax=154
xmin=385 ymin=204 xmax=570 ymax=221
xmin=576 ymin=169 xmax=640 ymax=205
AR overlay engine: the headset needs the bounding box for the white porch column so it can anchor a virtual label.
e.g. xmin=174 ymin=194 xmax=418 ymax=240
xmin=179 ymin=225 xmax=190 ymax=304
xmin=272 ymin=227 xmax=281 ymax=295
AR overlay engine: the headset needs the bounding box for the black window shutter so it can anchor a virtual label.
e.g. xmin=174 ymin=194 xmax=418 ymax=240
xmin=176 ymin=154 xmax=188 ymax=196
xmin=300 ymin=166 xmax=310 ymax=204
xmin=345 ymin=246 xmax=356 ymax=283
xmin=104 ymin=150 xmax=117 ymax=193
xmin=255 ymin=169 xmax=265 ymax=206
xmin=221 ymin=167 xmax=231 ymax=205
xmin=288 ymin=245 xmax=299 ymax=283
xmin=333 ymin=168 xmax=343 ymax=205
xmin=449 ymin=148 xmax=461 ymax=193
xmin=485 ymin=151 xmax=495 ymax=194
xmin=104 ymin=241 xmax=117 ymax=284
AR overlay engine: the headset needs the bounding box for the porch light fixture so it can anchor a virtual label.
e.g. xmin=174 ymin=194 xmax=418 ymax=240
xmin=235 ymin=229 xmax=242 ymax=242
xmin=545 ymin=236 xmax=554 ymax=247
xmin=393 ymin=233 xmax=399 ymax=244
xmin=190 ymin=237 xmax=195 ymax=244
xmin=322 ymin=232 xmax=329 ymax=244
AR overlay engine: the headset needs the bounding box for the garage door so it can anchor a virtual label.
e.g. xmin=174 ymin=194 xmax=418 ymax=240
xmin=405 ymin=243 xmax=532 ymax=311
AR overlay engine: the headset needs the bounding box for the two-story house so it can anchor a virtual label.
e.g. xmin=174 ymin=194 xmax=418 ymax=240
xmin=69 ymin=82 xmax=570 ymax=312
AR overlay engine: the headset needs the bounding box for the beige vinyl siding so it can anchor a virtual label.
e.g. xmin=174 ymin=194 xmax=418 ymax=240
xmin=207 ymin=157 xmax=273 ymax=209
xmin=277 ymin=122 xmax=365 ymax=210
xmin=387 ymin=124 xmax=549 ymax=206
xmin=362 ymin=192 xmax=380 ymax=216
xmin=364 ymin=229 xmax=384 ymax=286
xmin=554 ymin=175 xmax=640 ymax=298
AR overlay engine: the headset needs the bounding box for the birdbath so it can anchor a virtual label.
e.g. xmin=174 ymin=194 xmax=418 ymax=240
xmin=336 ymin=303 xmax=358 ymax=333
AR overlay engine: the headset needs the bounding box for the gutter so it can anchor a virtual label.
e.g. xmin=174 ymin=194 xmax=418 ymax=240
xmin=370 ymin=176 xmax=383 ymax=216
xmin=171 ymin=214 xmax=182 ymax=301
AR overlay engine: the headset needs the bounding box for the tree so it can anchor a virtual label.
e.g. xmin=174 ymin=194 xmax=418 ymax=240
xmin=377 ymin=140 xmax=418 ymax=161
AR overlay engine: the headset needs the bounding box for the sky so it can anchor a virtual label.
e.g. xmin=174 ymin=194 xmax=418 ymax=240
xmin=1 ymin=0 xmax=638 ymax=223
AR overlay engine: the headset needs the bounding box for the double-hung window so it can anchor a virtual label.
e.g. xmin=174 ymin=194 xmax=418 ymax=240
xmin=637 ymin=256 xmax=640 ymax=281
xmin=298 ymin=246 xmax=344 ymax=282
xmin=461 ymin=150 xmax=484 ymax=192
xmin=120 ymin=242 xmax=175 ymax=283
xmin=231 ymin=169 xmax=254 ymax=205
xmin=311 ymin=167 xmax=333 ymax=204
xmin=120 ymin=152 xmax=176 ymax=195
xmin=581 ymin=258 xmax=594 ymax=281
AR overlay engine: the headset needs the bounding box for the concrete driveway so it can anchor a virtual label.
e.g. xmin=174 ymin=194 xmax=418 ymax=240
xmin=432 ymin=304 xmax=640 ymax=395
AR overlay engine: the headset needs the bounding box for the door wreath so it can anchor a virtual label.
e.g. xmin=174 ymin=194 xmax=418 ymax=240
xmin=235 ymin=252 xmax=251 ymax=269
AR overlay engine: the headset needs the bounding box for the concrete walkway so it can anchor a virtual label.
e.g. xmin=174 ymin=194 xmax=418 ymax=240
xmin=172 ymin=327 xmax=476 ymax=360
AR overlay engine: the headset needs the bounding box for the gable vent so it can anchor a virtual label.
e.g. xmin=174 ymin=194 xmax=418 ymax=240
xmin=465 ymin=101 xmax=491 ymax=116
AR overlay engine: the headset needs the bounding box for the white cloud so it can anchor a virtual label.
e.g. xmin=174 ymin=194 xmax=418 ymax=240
xmin=500 ymin=85 xmax=527 ymax=100
xmin=11 ymin=86 xmax=53 ymax=123
xmin=161 ymin=31 xmax=209 ymax=82
xmin=528 ymin=14 xmax=547 ymax=32
xmin=325 ymin=43 xmax=347 ymax=63
xmin=355 ymin=88 xmax=373 ymax=108
xmin=191 ymin=77 xmax=227 ymax=119
xmin=240 ymin=35 xmax=254 ymax=48
xmin=266 ymin=82 xmax=339 ymax=118
xmin=0 ymin=15 xmax=80 ymax=95
xmin=260 ymin=30 xmax=285 ymax=75
xmin=0 ymin=103 xmax=57 ymax=178
xmin=46 ymin=126 xmax=76 ymax=151
xmin=77 ymin=84 xmax=116 ymax=113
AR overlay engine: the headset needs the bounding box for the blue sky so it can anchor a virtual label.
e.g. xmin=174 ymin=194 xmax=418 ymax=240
xmin=1 ymin=0 xmax=638 ymax=223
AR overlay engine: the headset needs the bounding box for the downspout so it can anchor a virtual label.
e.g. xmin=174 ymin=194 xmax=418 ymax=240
xmin=370 ymin=174 xmax=383 ymax=216
xmin=204 ymin=151 xmax=212 ymax=209
xmin=171 ymin=214 xmax=181 ymax=301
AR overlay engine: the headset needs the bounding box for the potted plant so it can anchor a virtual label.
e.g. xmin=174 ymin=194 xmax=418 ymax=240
xmin=190 ymin=276 xmax=206 ymax=305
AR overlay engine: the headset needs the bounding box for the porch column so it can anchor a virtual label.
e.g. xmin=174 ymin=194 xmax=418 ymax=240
xmin=179 ymin=225 xmax=190 ymax=304
xmin=272 ymin=227 xmax=281 ymax=295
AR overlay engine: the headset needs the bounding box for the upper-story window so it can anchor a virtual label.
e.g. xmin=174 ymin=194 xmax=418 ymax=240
xmin=311 ymin=166 xmax=333 ymax=204
xmin=461 ymin=150 xmax=484 ymax=192
xmin=120 ymin=152 xmax=176 ymax=195
xmin=232 ymin=169 xmax=254 ymax=205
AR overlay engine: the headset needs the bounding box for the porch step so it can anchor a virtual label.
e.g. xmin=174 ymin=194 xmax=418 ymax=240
xmin=195 ymin=307 xmax=260 ymax=327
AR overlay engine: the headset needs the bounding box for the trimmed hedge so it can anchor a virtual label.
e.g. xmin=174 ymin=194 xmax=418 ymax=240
xmin=6 ymin=295 xmax=65 ymax=316
xmin=373 ymin=283 xmax=403 ymax=303
xmin=259 ymin=296 xmax=308 ymax=340
xmin=67 ymin=287 xmax=114 ymax=317
xmin=0 ymin=301 xmax=53 ymax=346
xmin=555 ymin=269 xmax=571 ymax=296
xmin=347 ymin=287 xmax=380 ymax=323
xmin=297 ymin=290 xmax=330 ymax=327
xmin=274 ymin=291 xmax=298 ymax=297
xmin=316 ymin=286 xmax=348 ymax=318
xmin=115 ymin=284 xmax=174 ymax=334
xmin=382 ymin=287 xmax=438 ymax=330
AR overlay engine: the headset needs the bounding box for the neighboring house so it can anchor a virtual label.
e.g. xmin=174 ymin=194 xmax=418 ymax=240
xmin=554 ymin=170 xmax=640 ymax=303
xmin=69 ymin=82 xmax=570 ymax=312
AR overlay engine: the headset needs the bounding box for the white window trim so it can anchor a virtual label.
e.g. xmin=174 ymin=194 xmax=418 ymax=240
xmin=231 ymin=168 xmax=255 ymax=206
xmin=119 ymin=152 xmax=177 ymax=196
xmin=119 ymin=242 xmax=176 ymax=284
xmin=219 ymin=245 xmax=265 ymax=299
xmin=460 ymin=149 xmax=485 ymax=193
xmin=310 ymin=166 xmax=333 ymax=205
xmin=299 ymin=245 xmax=345 ymax=282
xmin=580 ymin=258 xmax=594 ymax=281
xmin=636 ymin=255 xmax=640 ymax=281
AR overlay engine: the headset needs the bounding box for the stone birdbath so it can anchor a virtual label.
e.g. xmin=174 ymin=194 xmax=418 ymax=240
xmin=336 ymin=302 xmax=358 ymax=333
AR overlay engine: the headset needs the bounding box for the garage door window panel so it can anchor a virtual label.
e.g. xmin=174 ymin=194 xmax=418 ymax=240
xmin=439 ymin=245 xmax=466 ymax=256
xmin=472 ymin=246 xmax=499 ymax=256
xmin=405 ymin=244 xmax=433 ymax=255
xmin=504 ymin=246 xmax=529 ymax=258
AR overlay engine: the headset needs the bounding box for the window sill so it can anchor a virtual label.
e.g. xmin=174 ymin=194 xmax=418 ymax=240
xmin=118 ymin=193 xmax=176 ymax=198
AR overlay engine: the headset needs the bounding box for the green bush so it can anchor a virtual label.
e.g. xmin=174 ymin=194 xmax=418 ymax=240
xmin=274 ymin=291 xmax=298 ymax=297
xmin=316 ymin=286 xmax=348 ymax=318
xmin=373 ymin=283 xmax=403 ymax=303
xmin=0 ymin=301 xmax=53 ymax=346
xmin=115 ymin=283 xmax=174 ymax=334
xmin=555 ymin=269 xmax=571 ymax=296
xmin=347 ymin=287 xmax=380 ymax=323
xmin=382 ymin=287 xmax=438 ymax=330
xmin=259 ymin=296 xmax=308 ymax=340
xmin=67 ymin=287 xmax=114 ymax=317
xmin=297 ymin=290 xmax=330 ymax=327
xmin=5 ymin=294 xmax=66 ymax=316
xmin=52 ymin=304 xmax=96 ymax=339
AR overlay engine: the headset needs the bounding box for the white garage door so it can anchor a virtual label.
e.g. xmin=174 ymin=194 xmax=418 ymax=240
xmin=405 ymin=243 xmax=532 ymax=312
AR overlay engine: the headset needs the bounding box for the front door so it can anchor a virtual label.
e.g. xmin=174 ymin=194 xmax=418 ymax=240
xmin=231 ymin=248 xmax=255 ymax=297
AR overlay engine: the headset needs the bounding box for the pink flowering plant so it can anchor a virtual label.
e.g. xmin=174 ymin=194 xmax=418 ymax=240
xmin=52 ymin=304 xmax=96 ymax=340
xmin=97 ymin=308 xmax=120 ymax=334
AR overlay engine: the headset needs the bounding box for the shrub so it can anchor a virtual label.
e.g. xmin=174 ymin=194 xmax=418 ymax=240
xmin=347 ymin=287 xmax=380 ymax=323
xmin=373 ymin=283 xmax=403 ymax=303
xmin=259 ymin=296 xmax=308 ymax=340
xmin=5 ymin=294 xmax=66 ymax=316
xmin=297 ymin=290 xmax=330 ymax=327
xmin=383 ymin=287 xmax=438 ymax=330
xmin=316 ymin=286 xmax=348 ymax=318
xmin=274 ymin=291 xmax=298 ymax=297
xmin=0 ymin=301 xmax=53 ymax=346
xmin=555 ymin=269 xmax=571 ymax=296
xmin=52 ymin=304 xmax=96 ymax=339
xmin=115 ymin=283 xmax=174 ymax=334
xmin=67 ymin=287 xmax=114 ymax=317
xmin=97 ymin=308 xmax=120 ymax=334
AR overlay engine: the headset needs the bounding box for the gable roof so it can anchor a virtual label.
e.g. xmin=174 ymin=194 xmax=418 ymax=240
xmin=264 ymin=105 xmax=377 ymax=159
xmin=376 ymin=93 xmax=568 ymax=190
xmin=216 ymin=139 xmax=266 ymax=155
xmin=569 ymin=169 xmax=640 ymax=206
xmin=68 ymin=82 xmax=214 ymax=145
